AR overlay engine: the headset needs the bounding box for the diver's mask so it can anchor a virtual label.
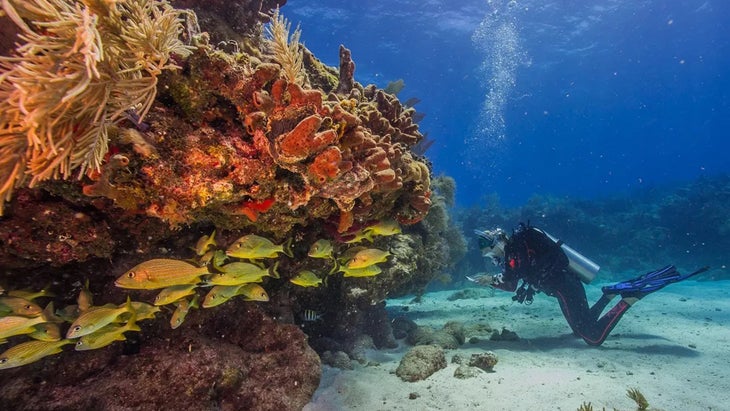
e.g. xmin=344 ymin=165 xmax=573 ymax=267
xmin=474 ymin=228 xmax=507 ymax=266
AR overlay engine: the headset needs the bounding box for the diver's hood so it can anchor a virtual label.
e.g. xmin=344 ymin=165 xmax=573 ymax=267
xmin=475 ymin=228 xmax=507 ymax=263
xmin=474 ymin=228 xmax=506 ymax=246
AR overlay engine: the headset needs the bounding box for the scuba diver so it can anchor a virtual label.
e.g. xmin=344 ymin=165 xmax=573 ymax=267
xmin=471 ymin=222 xmax=708 ymax=346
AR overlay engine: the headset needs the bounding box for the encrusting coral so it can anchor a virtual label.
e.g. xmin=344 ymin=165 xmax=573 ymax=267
xmin=0 ymin=0 xmax=194 ymax=215
xmin=28 ymin=20 xmax=432 ymax=235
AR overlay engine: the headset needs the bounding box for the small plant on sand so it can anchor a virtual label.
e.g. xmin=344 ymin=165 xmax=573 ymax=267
xmin=578 ymin=402 xmax=597 ymax=411
xmin=577 ymin=387 xmax=653 ymax=411
xmin=626 ymin=388 xmax=649 ymax=411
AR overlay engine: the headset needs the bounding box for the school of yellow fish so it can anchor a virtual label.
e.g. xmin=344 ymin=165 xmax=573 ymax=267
xmin=0 ymin=283 xmax=160 ymax=370
xmin=0 ymin=219 xmax=401 ymax=369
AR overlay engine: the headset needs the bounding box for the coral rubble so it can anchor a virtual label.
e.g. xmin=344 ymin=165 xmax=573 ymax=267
xmin=395 ymin=344 xmax=447 ymax=382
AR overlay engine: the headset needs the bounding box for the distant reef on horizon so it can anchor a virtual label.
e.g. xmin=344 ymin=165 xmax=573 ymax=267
xmin=452 ymin=173 xmax=730 ymax=283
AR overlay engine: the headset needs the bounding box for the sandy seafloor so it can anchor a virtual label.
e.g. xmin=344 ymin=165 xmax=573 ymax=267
xmin=304 ymin=280 xmax=730 ymax=410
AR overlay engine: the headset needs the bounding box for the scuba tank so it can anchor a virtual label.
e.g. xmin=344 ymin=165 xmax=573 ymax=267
xmin=538 ymin=230 xmax=600 ymax=284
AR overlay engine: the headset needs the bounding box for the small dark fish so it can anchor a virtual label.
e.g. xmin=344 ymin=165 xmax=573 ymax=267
xmin=302 ymin=309 xmax=322 ymax=322
xmin=124 ymin=109 xmax=150 ymax=131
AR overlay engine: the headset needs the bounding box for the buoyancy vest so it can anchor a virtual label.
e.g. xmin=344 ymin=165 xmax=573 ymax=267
xmin=502 ymin=224 xmax=570 ymax=301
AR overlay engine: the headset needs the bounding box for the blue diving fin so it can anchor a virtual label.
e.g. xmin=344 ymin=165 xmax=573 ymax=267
xmin=602 ymin=265 xmax=709 ymax=298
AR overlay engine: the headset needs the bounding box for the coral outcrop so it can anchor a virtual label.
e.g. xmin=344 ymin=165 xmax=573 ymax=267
xmin=395 ymin=344 xmax=446 ymax=382
xmin=468 ymin=351 xmax=499 ymax=372
xmin=21 ymin=41 xmax=432 ymax=237
xmin=450 ymin=351 xmax=498 ymax=378
xmin=0 ymin=0 xmax=434 ymax=269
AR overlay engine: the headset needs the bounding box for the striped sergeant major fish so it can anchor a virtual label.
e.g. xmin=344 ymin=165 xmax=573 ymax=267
xmin=302 ymin=309 xmax=323 ymax=322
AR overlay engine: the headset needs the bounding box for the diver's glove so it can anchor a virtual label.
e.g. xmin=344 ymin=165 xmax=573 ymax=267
xmin=513 ymin=282 xmax=536 ymax=304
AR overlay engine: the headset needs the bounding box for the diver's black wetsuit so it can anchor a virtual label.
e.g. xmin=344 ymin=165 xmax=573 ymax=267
xmin=495 ymin=224 xmax=630 ymax=346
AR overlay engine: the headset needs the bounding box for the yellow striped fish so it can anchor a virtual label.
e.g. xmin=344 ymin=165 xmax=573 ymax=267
xmin=346 ymin=248 xmax=390 ymax=269
xmin=340 ymin=265 xmax=383 ymax=278
xmin=0 ymin=296 xmax=42 ymax=317
xmin=66 ymin=299 xmax=134 ymax=339
xmin=307 ymin=239 xmax=334 ymax=259
xmin=170 ymin=295 xmax=199 ymax=329
xmin=127 ymin=301 xmax=161 ymax=321
xmin=363 ymin=219 xmax=401 ymax=237
xmin=236 ymin=284 xmax=270 ymax=302
xmin=0 ymin=315 xmax=49 ymax=340
xmin=0 ymin=302 xmax=58 ymax=340
xmin=153 ymin=284 xmax=198 ymax=306
xmin=202 ymin=284 xmax=269 ymax=308
xmin=115 ymin=259 xmax=209 ymax=290
xmin=225 ymin=234 xmax=293 ymax=259
xmin=74 ymin=312 xmax=140 ymax=351
xmin=29 ymin=323 xmax=61 ymax=342
xmin=203 ymin=285 xmax=247 ymax=308
xmin=194 ymin=229 xmax=217 ymax=256
xmin=203 ymin=261 xmax=278 ymax=286
xmin=77 ymin=280 xmax=93 ymax=312
xmin=289 ymin=270 xmax=323 ymax=287
xmin=7 ymin=287 xmax=55 ymax=301
xmin=0 ymin=339 xmax=74 ymax=369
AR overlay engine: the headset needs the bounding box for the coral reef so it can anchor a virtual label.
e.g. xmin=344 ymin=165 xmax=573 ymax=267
xmin=405 ymin=321 xmax=467 ymax=349
xmin=391 ymin=315 xmax=418 ymax=339
xmin=0 ymin=2 xmax=463 ymax=409
xmin=385 ymin=176 xmax=466 ymax=296
xmin=0 ymin=189 xmax=116 ymax=269
xmin=490 ymin=327 xmax=520 ymax=341
xmin=0 ymin=0 xmax=437 ymax=271
xmin=320 ymin=350 xmax=354 ymax=370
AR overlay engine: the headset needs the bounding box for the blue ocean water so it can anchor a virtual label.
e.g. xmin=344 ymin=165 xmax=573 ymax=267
xmin=285 ymin=0 xmax=730 ymax=207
